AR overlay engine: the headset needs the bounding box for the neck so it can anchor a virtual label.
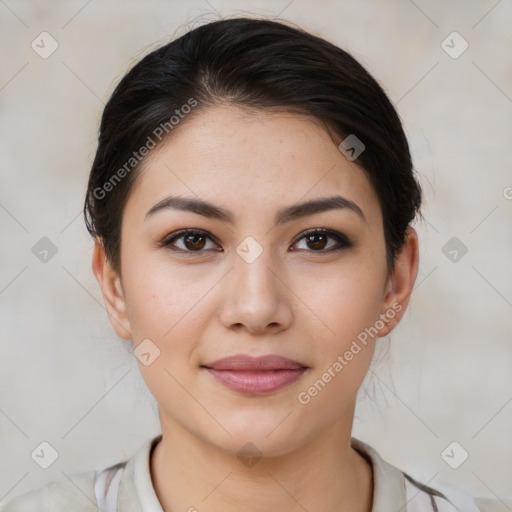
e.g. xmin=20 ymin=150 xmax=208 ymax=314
xmin=150 ymin=410 xmax=373 ymax=512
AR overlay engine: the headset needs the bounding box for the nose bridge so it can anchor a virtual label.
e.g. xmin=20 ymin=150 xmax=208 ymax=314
xmin=219 ymin=235 xmax=292 ymax=331
xmin=233 ymin=235 xmax=280 ymax=296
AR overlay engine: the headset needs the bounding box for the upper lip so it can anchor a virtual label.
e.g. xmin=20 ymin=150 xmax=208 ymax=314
xmin=202 ymin=354 xmax=308 ymax=371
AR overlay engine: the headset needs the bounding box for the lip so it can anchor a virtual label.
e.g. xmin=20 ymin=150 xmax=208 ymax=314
xmin=201 ymin=354 xmax=308 ymax=395
xmin=203 ymin=354 xmax=307 ymax=371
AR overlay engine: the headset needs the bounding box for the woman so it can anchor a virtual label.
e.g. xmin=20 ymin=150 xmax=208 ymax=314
xmin=1 ymin=16 xmax=507 ymax=512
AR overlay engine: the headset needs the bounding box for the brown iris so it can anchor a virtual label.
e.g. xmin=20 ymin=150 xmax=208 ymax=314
xmin=306 ymin=233 xmax=328 ymax=250
xmin=184 ymin=234 xmax=207 ymax=250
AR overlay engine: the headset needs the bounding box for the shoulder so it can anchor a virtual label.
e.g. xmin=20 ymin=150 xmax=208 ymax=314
xmin=403 ymin=471 xmax=512 ymax=512
xmin=0 ymin=462 xmax=126 ymax=512
xmin=473 ymin=497 xmax=512 ymax=512
xmin=0 ymin=468 xmax=98 ymax=512
xmin=0 ymin=435 xmax=157 ymax=512
xmin=350 ymin=436 xmax=511 ymax=512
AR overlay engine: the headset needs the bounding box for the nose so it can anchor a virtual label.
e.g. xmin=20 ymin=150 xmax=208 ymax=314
xmin=218 ymin=248 xmax=293 ymax=335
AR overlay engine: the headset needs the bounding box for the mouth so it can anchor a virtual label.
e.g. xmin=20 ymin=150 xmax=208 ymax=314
xmin=201 ymin=354 xmax=309 ymax=395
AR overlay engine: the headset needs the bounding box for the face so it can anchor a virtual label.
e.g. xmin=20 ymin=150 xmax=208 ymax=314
xmin=93 ymin=104 xmax=418 ymax=457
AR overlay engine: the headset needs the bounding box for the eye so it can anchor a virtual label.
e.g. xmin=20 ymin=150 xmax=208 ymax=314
xmin=291 ymin=228 xmax=352 ymax=253
xmin=158 ymin=228 xmax=352 ymax=255
xmin=159 ymin=229 xmax=220 ymax=254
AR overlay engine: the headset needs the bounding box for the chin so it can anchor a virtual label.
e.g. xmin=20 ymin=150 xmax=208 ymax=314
xmin=202 ymin=415 xmax=315 ymax=460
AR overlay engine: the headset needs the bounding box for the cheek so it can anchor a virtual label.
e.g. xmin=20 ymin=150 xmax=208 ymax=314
xmin=123 ymin=261 xmax=212 ymax=403
xmin=121 ymin=251 xmax=220 ymax=382
xmin=121 ymin=239 xmax=196 ymax=335
xmin=304 ymin=263 xmax=386 ymax=344
xmin=296 ymin=255 xmax=386 ymax=401
xmin=296 ymin=272 xmax=382 ymax=416
xmin=126 ymin=273 xmax=207 ymax=342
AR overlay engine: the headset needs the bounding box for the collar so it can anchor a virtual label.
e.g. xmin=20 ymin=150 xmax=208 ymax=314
xmin=117 ymin=434 xmax=408 ymax=512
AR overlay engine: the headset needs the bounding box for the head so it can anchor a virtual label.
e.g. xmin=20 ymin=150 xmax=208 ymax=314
xmin=86 ymin=17 xmax=421 ymax=456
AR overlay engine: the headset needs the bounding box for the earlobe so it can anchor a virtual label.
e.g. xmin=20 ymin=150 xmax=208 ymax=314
xmin=377 ymin=227 xmax=419 ymax=338
xmin=92 ymin=239 xmax=132 ymax=340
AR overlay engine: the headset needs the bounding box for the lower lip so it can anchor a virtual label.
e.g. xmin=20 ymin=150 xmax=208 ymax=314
xmin=204 ymin=368 xmax=307 ymax=395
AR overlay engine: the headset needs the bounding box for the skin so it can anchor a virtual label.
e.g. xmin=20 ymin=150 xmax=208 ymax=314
xmin=92 ymin=104 xmax=419 ymax=512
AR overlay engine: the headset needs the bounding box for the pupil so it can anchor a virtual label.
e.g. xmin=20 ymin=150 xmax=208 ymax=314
xmin=308 ymin=234 xmax=326 ymax=250
xmin=186 ymin=234 xmax=205 ymax=250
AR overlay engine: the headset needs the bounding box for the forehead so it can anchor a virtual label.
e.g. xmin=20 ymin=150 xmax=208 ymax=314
xmin=123 ymin=104 xmax=381 ymax=227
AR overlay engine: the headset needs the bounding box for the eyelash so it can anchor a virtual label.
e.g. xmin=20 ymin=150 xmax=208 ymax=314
xmin=158 ymin=228 xmax=353 ymax=256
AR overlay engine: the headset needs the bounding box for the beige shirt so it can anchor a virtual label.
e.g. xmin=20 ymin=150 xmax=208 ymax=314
xmin=1 ymin=434 xmax=509 ymax=512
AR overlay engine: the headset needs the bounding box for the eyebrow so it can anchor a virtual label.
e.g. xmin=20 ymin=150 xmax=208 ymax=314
xmin=144 ymin=194 xmax=366 ymax=225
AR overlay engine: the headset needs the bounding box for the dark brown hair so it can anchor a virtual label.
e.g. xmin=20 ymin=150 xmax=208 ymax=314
xmin=84 ymin=16 xmax=422 ymax=276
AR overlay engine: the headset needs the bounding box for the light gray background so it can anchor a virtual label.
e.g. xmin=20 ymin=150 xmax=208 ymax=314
xmin=1 ymin=0 xmax=511 ymax=505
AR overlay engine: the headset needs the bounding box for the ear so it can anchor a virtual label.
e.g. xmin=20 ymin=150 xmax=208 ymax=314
xmin=92 ymin=239 xmax=132 ymax=340
xmin=377 ymin=227 xmax=419 ymax=338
